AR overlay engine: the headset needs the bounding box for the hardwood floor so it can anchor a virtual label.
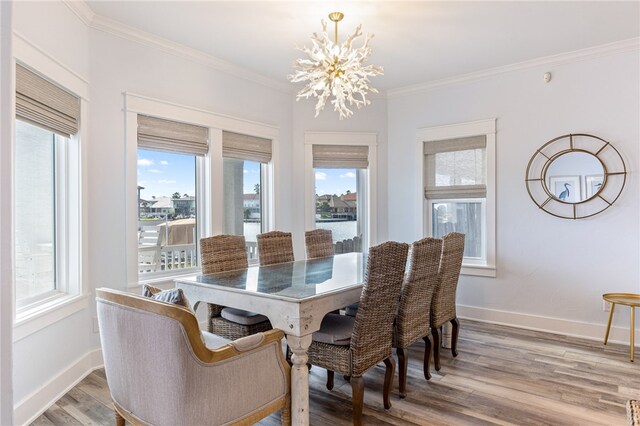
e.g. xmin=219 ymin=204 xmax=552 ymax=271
xmin=32 ymin=320 xmax=636 ymax=425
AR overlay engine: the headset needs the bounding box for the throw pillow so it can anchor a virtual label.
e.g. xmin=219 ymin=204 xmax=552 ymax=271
xmin=142 ymin=284 xmax=193 ymax=311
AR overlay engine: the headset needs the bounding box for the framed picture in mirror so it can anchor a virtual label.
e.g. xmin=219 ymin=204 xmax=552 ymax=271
xmin=548 ymin=176 xmax=581 ymax=202
xmin=585 ymin=175 xmax=604 ymax=199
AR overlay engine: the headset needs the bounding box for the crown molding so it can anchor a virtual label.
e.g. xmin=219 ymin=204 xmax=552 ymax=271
xmin=62 ymin=0 xmax=94 ymax=26
xmin=387 ymin=37 xmax=640 ymax=98
xmin=62 ymin=0 xmax=292 ymax=94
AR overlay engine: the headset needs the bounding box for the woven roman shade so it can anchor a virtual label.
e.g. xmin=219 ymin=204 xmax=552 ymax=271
xmin=138 ymin=115 xmax=209 ymax=156
xmin=312 ymin=145 xmax=369 ymax=169
xmin=16 ymin=64 xmax=80 ymax=138
xmin=222 ymin=131 xmax=272 ymax=163
xmin=424 ymin=135 xmax=486 ymax=199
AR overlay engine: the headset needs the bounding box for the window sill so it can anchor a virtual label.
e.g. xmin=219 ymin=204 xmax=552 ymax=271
xmin=14 ymin=293 xmax=89 ymax=342
xmin=461 ymin=264 xmax=496 ymax=277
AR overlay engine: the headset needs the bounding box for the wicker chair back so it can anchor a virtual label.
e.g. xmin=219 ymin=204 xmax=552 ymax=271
xmin=305 ymin=229 xmax=334 ymax=259
xmin=395 ymin=237 xmax=442 ymax=349
xmin=431 ymin=232 xmax=465 ymax=328
xmin=257 ymin=231 xmax=294 ymax=266
xmin=351 ymin=241 xmax=409 ymax=375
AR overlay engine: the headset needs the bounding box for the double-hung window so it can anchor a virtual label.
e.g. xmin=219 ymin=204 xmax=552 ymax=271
xmin=425 ymin=136 xmax=486 ymax=261
xmin=136 ymin=115 xmax=208 ymax=278
xmin=420 ymin=119 xmax=496 ymax=276
xmin=14 ymin=64 xmax=81 ymax=309
xmin=222 ymin=131 xmax=272 ymax=262
xmin=304 ymin=132 xmax=377 ymax=255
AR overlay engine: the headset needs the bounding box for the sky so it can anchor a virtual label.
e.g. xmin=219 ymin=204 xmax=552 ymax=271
xmin=137 ymin=149 xmax=356 ymax=199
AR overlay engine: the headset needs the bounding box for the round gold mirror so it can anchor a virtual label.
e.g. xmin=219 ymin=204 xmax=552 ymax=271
xmin=525 ymin=134 xmax=626 ymax=219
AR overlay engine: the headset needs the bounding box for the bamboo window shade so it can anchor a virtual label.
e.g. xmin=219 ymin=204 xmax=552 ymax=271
xmin=137 ymin=115 xmax=209 ymax=156
xmin=16 ymin=64 xmax=80 ymax=138
xmin=312 ymin=145 xmax=369 ymax=169
xmin=424 ymin=135 xmax=486 ymax=199
xmin=222 ymin=131 xmax=272 ymax=163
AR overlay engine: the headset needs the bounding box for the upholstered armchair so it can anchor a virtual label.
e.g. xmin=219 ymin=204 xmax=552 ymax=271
xmin=96 ymin=288 xmax=290 ymax=426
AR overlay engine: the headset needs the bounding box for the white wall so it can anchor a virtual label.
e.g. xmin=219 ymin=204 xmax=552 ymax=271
xmin=387 ymin=49 xmax=640 ymax=341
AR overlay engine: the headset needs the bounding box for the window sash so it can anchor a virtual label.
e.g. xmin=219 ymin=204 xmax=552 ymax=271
xmin=429 ymin=198 xmax=487 ymax=263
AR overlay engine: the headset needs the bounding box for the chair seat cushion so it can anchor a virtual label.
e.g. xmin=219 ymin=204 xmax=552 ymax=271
xmin=344 ymin=303 xmax=359 ymax=317
xmin=221 ymin=308 xmax=269 ymax=326
xmin=312 ymin=313 xmax=354 ymax=345
xmin=201 ymin=331 xmax=232 ymax=349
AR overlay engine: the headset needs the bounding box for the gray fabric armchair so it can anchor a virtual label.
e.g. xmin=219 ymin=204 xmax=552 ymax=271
xmin=96 ymin=288 xmax=290 ymax=426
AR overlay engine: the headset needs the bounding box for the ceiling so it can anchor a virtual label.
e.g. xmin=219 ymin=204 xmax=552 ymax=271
xmin=85 ymin=1 xmax=639 ymax=91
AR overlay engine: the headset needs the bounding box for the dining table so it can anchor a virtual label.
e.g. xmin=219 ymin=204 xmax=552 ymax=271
xmin=174 ymin=252 xmax=366 ymax=425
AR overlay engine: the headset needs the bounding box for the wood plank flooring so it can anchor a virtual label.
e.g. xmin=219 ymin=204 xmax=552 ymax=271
xmin=32 ymin=320 xmax=637 ymax=425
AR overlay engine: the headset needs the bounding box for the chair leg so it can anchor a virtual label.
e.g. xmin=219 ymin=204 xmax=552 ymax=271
xmin=383 ymin=357 xmax=395 ymax=409
xmin=451 ymin=317 xmax=460 ymax=358
xmin=396 ymin=347 xmax=408 ymax=398
xmin=431 ymin=326 xmax=442 ymax=371
xmin=281 ymin=392 xmax=291 ymax=426
xmin=326 ymin=370 xmax=334 ymax=390
xmin=115 ymin=409 xmax=125 ymax=426
xmin=423 ymin=334 xmax=432 ymax=380
xmin=351 ymin=376 xmax=365 ymax=426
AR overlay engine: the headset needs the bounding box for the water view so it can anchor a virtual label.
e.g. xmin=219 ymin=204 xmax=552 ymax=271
xmin=243 ymin=221 xmax=357 ymax=243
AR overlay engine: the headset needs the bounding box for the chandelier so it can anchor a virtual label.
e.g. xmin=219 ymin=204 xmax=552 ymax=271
xmin=288 ymin=12 xmax=383 ymax=120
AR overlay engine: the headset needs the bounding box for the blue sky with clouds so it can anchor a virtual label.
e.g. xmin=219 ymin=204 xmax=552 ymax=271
xmin=137 ymin=149 xmax=356 ymax=199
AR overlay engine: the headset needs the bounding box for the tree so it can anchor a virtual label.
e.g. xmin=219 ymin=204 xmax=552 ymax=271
xmin=183 ymin=193 xmax=189 ymax=198
xmin=254 ymin=183 xmax=260 ymax=194
xmin=172 ymin=192 xmax=181 ymax=199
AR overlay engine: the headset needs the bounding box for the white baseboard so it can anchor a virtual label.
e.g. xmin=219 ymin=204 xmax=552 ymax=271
xmin=14 ymin=348 xmax=104 ymax=426
xmin=458 ymin=304 xmax=640 ymax=348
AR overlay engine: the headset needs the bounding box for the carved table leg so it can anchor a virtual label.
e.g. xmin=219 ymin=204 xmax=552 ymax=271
xmin=286 ymin=334 xmax=313 ymax=426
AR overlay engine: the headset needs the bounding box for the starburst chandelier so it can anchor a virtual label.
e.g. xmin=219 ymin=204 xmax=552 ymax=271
xmin=288 ymin=12 xmax=383 ymax=120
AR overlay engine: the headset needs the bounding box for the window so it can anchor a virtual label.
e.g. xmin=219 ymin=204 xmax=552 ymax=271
xmin=14 ymin=64 xmax=81 ymax=310
xmin=305 ymin=137 xmax=376 ymax=253
xmin=125 ymin=93 xmax=279 ymax=287
xmin=136 ymin=115 xmax=208 ymax=278
xmin=314 ymin=168 xmax=363 ymax=253
xmin=222 ymin=131 xmax=272 ymax=262
xmin=418 ymin=119 xmax=496 ymax=276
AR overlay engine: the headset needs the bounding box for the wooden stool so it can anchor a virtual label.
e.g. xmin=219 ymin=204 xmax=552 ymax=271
xmin=602 ymin=293 xmax=640 ymax=362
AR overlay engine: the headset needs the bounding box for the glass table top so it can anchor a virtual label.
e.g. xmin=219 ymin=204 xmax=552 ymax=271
xmin=182 ymin=252 xmax=366 ymax=301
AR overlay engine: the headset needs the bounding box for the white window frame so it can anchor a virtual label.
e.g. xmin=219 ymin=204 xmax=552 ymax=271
xmin=12 ymin=34 xmax=89 ymax=340
xmin=416 ymin=119 xmax=496 ymax=277
xmin=125 ymin=93 xmax=279 ymax=288
xmin=304 ymin=132 xmax=377 ymax=251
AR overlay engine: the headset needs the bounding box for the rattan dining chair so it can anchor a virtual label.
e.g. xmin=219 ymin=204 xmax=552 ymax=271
xmin=430 ymin=232 xmax=465 ymax=371
xmin=394 ymin=237 xmax=442 ymax=397
xmin=305 ymin=229 xmax=334 ymax=259
xmin=306 ymin=241 xmax=409 ymax=425
xmin=257 ymin=231 xmax=294 ymax=266
xmin=200 ymin=235 xmax=272 ymax=340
